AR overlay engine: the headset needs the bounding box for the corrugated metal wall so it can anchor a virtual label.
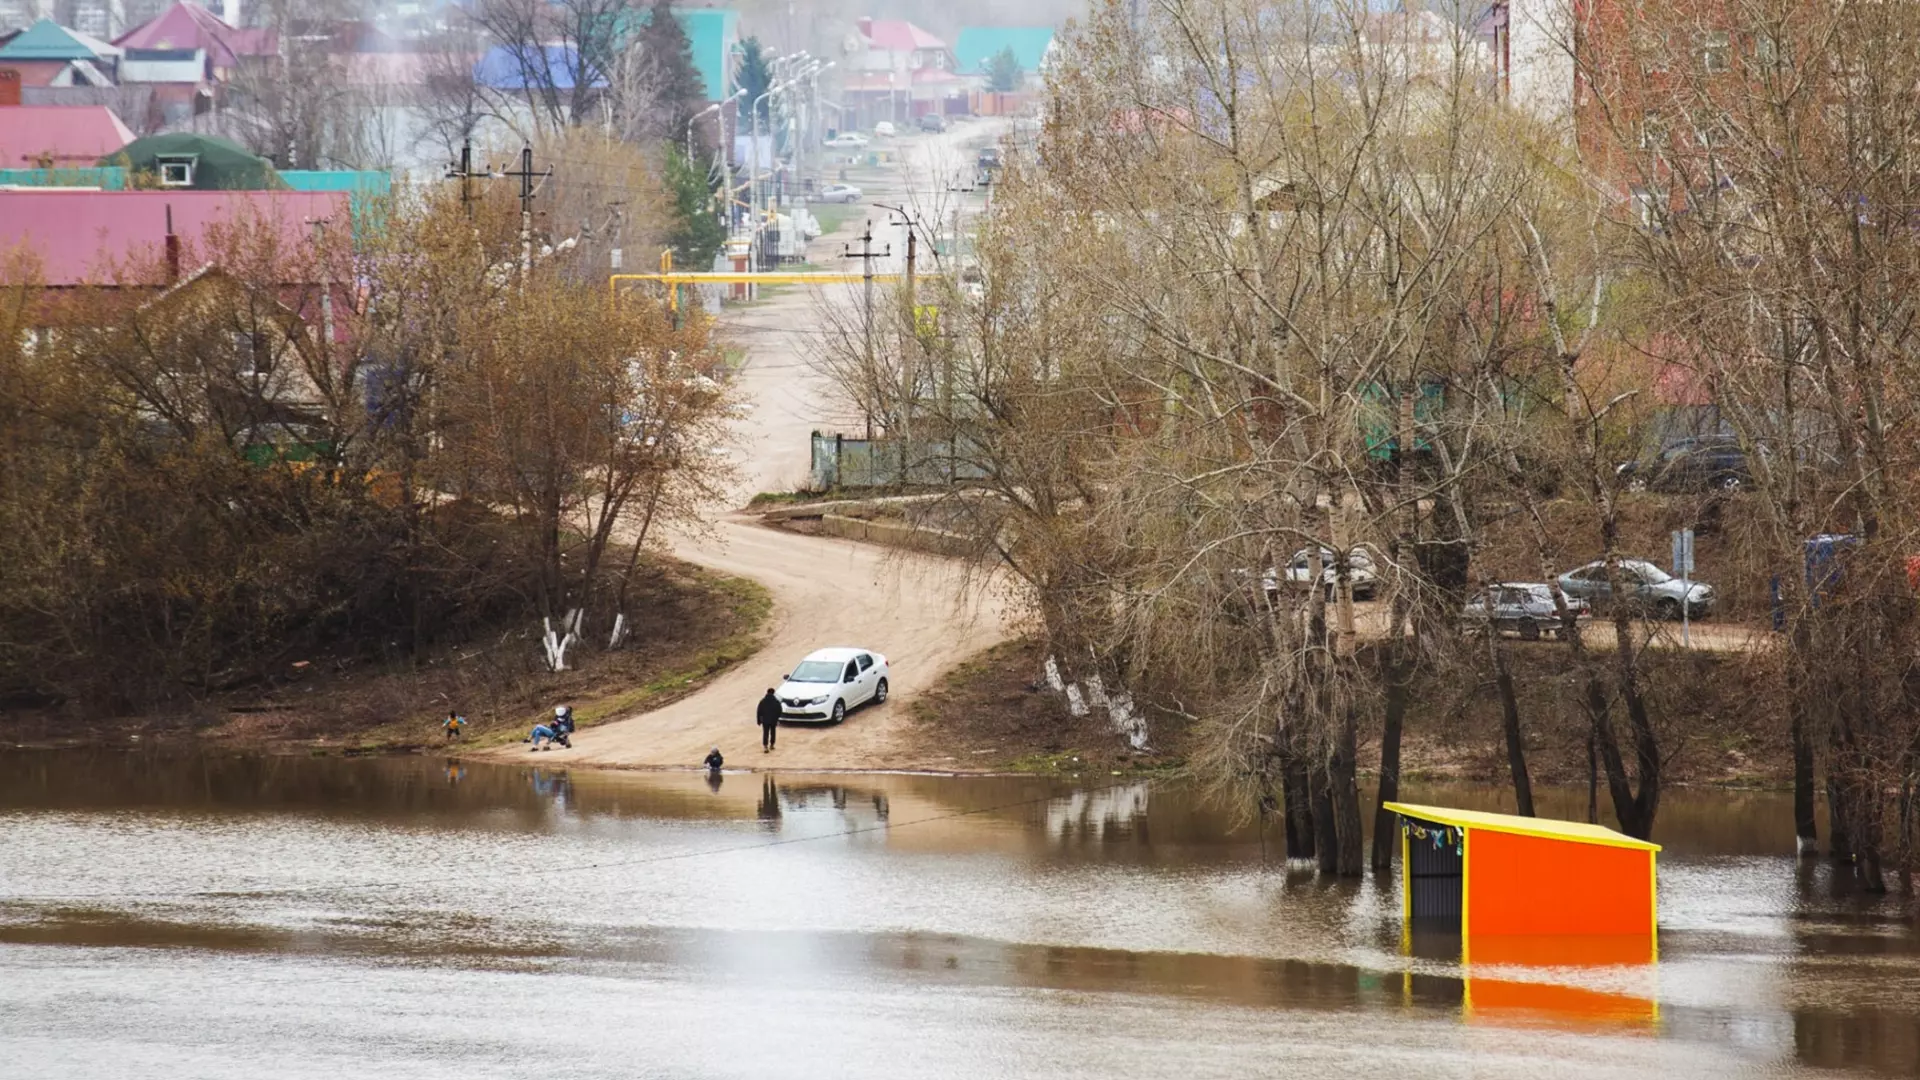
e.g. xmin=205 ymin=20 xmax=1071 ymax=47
xmin=1405 ymin=816 xmax=1463 ymax=930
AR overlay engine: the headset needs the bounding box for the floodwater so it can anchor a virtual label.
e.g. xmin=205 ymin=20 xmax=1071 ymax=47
xmin=1 ymin=751 xmax=1916 ymax=1079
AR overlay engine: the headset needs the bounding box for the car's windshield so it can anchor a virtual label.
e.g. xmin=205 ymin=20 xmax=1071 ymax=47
xmin=788 ymin=660 xmax=844 ymax=683
xmin=1633 ymin=563 xmax=1673 ymax=584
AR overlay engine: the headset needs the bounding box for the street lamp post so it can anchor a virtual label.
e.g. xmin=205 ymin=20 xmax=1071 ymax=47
xmin=750 ymin=77 xmax=795 ymax=270
xmin=699 ymin=88 xmax=747 ymax=235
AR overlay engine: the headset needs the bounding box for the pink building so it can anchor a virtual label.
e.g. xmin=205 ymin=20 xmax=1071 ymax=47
xmin=0 ymin=103 xmax=132 ymax=165
xmin=840 ymin=17 xmax=963 ymax=126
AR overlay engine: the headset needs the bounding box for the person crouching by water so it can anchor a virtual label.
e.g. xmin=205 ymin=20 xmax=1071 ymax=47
xmin=757 ymin=688 xmax=781 ymax=752
xmin=443 ymin=711 xmax=467 ymax=740
xmin=704 ymin=746 xmax=725 ymax=773
xmin=527 ymin=706 xmax=574 ymax=751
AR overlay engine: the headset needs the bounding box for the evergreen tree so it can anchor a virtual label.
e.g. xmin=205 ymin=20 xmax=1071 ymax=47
xmin=638 ymin=0 xmax=707 ymax=144
xmin=736 ymin=36 xmax=772 ymax=123
xmin=985 ymin=46 xmax=1025 ymax=93
xmin=663 ymin=144 xmax=725 ymax=271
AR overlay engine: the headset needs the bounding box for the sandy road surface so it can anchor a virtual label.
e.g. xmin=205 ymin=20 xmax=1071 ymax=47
xmin=492 ymin=128 xmax=1014 ymax=771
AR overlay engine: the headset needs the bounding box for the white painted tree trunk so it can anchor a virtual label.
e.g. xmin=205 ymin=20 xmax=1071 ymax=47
xmin=544 ymin=608 xmax=582 ymax=671
xmin=1044 ymin=655 xmax=1150 ymax=750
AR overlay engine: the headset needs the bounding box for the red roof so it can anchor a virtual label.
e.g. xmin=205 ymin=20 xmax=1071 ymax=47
xmin=863 ymin=19 xmax=946 ymax=52
xmin=115 ymin=2 xmax=276 ymax=69
xmin=0 ymin=189 xmax=349 ymax=286
xmin=0 ymin=105 xmax=134 ymax=165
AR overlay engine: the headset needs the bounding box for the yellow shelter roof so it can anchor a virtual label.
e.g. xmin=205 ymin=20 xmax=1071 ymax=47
xmin=1385 ymin=801 xmax=1661 ymax=852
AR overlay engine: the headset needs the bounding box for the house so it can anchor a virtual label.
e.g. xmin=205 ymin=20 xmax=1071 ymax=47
xmin=0 ymin=103 xmax=132 ymax=165
xmin=665 ymin=6 xmax=738 ymax=103
xmin=840 ymin=17 xmax=962 ymax=126
xmin=952 ymin=26 xmax=1054 ymax=87
xmin=0 ymin=187 xmax=347 ymax=287
xmin=108 ymin=130 xmax=280 ymax=188
xmin=0 ymin=18 xmax=120 ymax=87
xmin=113 ymin=1 xmax=275 ymax=83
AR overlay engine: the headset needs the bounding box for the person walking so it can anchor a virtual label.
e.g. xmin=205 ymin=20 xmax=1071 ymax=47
xmin=757 ymin=688 xmax=781 ymax=752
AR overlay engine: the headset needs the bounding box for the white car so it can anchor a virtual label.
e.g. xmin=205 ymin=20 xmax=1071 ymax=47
xmin=873 ymin=121 xmax=897 ymax=138
xmin=1275 ymin=547 xmax=1382 ymax=600
xmin=775 ymin=647 xmax=890 ymax=723
xmin=817 ymin=183 xmax=863 ymax=203
xmin=824 ymin=133 xmax=870 ymax=149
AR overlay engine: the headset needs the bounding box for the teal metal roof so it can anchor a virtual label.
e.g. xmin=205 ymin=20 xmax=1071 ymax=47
xmin=281 ymin=169 xmax=391 ymax=224
xmin=953 ymin=26 xmax=1055 ymax=76
xmin=279 ymin=170 xmax=391 ymax=196
xmin=0 ymin=18 xmax=105 ymax=61
xmin=676 ymin=8 xmax=739 ymax=102
xmin=0 ymin=166 xmax=127 ymax=189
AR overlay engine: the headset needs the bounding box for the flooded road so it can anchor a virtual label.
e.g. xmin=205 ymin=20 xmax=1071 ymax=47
xmin=2 ymin=752 xmax=1916 ymax=1078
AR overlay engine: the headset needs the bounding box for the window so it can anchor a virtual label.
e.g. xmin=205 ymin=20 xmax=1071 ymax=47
xmin=1755 ymin=34 xmax=1789 ymax=69
xmin=1630 ymin=186 xmax=1657 ymax=230
xmin=856 ymin=654 xmax=873 ymax=672
xmin=789 ymin=660 xmax=842 ymax=682
xmin=159 ymin=158 xmax=195 ymax=186
xmin=233 ymin=331 xmax=269 ymax=378
xmin=843 ymin=661 xmax=859 ymax=682
xmin=1639 ymin=112 xmax=1667 ymax=150
xmin=1700 ymin=30 xmax=1730 ymax=74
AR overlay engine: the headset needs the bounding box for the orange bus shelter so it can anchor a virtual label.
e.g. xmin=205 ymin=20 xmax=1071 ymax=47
xmin=1385 ymin=802 xmax=1660 ymax=941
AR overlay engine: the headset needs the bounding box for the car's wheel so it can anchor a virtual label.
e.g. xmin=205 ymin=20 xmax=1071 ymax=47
xmin=1657 ymin=598 xmax=1682 ymax=621
xmin=831 ymin=699 xmax=846 ymax=724
xmin=874 ymin=678 xmax=889 ymax=704
xmin=1625 ymin=477 xmax=1649 ymax=494
xmin=1714 ymin=474 xmax=1744 ymax=492
xmin=1519 ymin=619 xmax=1542 ymax=641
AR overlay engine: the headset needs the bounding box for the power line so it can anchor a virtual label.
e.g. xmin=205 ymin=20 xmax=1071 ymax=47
xmin=0 ymin=778 xmax=1151 ymax=906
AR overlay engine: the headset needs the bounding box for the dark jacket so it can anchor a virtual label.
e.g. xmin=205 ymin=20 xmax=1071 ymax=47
xmin=704 ymin=749 xmax=725 ymax=770
xmin=757 ymin=692 xmax=782 ymax=726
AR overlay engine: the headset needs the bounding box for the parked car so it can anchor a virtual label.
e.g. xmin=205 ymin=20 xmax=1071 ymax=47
xmin=1463 ymin=583 xmax=1590 ymax=640
xmin=1277 ymin=547 xmax=1382 ymax=600
xmin=775 ymin=647 xmax=890 ymax=723
xmin=918 ymin=113 xmax=949 ymax=133
xmin=1616 ymin=435 xmax=1752 ymax=493
xmin=817 ymin=183 xmax=863 ymax=203
xmin=824 ymin=133 xmax=870 ymax=148
xmin=1557 ymin=558 xmax=1714 ymax=619
xmin=874 ymin=121 xmax=897 ymax=138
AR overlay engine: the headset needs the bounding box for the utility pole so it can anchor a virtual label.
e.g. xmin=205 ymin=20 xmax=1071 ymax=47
xmin=842 ymin=220 xmax=890 ymax=441
xmin=444 ymin=138 xmax=492 ymax=218
xmin=305 ymin=215 xmax=336 ymax=349
xmin=501 ymin=143 xmax=552 ymax=281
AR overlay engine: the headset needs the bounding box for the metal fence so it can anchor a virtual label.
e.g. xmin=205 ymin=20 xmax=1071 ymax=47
xmin=809 ymin=431 xmax=987 ymax=490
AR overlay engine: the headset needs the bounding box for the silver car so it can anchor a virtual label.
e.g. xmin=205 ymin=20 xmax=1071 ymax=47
xmin=1556 ymin=559 xmax=1713 ymax=620
xmin=1463 ymin=583 xmax=1589 ymax=640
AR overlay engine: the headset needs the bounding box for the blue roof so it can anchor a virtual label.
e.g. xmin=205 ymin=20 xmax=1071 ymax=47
xmin=473 ymin=44 xmax=608 ymax=91
xmin=952 ymin=26 xmax=1055 ymax=75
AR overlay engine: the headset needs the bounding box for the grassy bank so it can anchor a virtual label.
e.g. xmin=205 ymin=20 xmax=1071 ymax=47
xmin=1 ymin=559 xmax=773 ymax=755
xmin=910 ymin=636 xmax=1792 ymax=787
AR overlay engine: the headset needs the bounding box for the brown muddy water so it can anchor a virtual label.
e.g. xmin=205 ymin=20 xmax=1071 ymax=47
xmin=1 ymin=750 xmax=1916 ymax=1079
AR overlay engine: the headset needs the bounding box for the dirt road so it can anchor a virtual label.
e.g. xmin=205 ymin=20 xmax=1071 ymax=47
xmin=493 ymin=129 xmax=1014 ymax=771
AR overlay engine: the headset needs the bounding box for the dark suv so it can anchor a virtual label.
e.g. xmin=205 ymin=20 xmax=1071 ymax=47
xmin=918 ymin=113 xmax=949 ymax=133
xmin=1617 ymin=435 xmax=1752 ymax=493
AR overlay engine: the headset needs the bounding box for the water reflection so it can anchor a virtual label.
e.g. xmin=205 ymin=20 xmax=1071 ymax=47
xmin=1 ymin=750 xmax=1917 ymax=1077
